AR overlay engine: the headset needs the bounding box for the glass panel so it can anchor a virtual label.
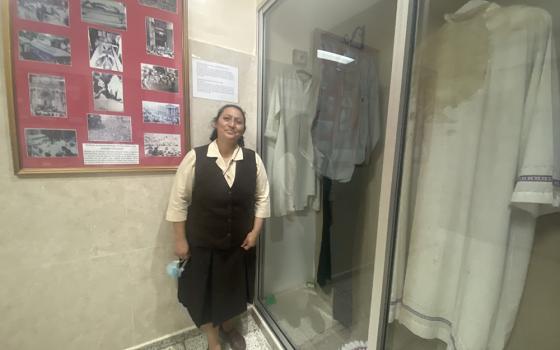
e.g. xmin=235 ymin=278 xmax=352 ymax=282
xmin=258 ymin=0 xmax=398 ymax=348
xmin=385 ymin=1 xmax=560 ymax=350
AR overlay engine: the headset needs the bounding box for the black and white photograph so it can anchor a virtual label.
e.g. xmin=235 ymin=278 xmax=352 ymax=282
xmin=144 ymin=133 xmax=181 ymax=157
xmin=81 ymin=0 xmax=127 ymax=30
xmin=18 ymin=30 xmax=71 ymax=65
xmin=146 ymin=17 xmax=174 ymax=58
xmin=25 ymin=128 xmax=78 ymax=158
xmin=92 ymin=72 xmax=124 ymax=112
xmin=28 ymin=74 xmax=67 ymax=118
xmin=87 ymin=113 xmax=132 ymax=142
xmin=141 ymin=63 xmax=178 ymax=93
xmin=142 ymin=101 xmax=180 ymax=125
xmin=139 ymin=0 xmax=177 ymax=13
xmin=89 ymin=28 xmax=123 ymax=72
xmin=17 ymin=0 xmax=69 ymax=27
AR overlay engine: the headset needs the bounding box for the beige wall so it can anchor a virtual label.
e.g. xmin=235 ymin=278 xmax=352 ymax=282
xmin=2 ymin=0 xmax=558 ymax=349
xmin=0 ymin=1 xmax=258 ymax=350
xmin=189 ymin=0 xmax=257 ymax=55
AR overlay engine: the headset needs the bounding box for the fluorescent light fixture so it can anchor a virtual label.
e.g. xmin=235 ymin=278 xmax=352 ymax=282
xmin=316 ymin=49 xmax=355 ymax=64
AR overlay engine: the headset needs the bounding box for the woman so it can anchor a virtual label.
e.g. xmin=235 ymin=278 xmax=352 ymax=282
xmin=166 ymin=105 xmax=270 ymax=350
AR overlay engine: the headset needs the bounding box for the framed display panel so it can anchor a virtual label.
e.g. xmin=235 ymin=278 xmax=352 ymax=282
xmin=2 ymin=0 xmax=190 ymax=175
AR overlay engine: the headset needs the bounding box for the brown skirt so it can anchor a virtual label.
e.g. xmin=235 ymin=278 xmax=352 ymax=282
xmin=178 ymin=245 xmax=256 ymax=327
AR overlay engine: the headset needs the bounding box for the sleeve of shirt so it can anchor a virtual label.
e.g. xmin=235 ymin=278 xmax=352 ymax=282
xmin=264 ymin=77 xmax=281 ymax=140
xmin=359 ymin=56 xmax=381 ymax=165
xmin=166 ymin=149 xmax=196 ymax=222
xmin=368 ymin=59 xmax=381 ymax=156
xmin=254 ymin=153 xmax=271 ymax=218
xmin=510 ymin=12 xmax=560 ymax=214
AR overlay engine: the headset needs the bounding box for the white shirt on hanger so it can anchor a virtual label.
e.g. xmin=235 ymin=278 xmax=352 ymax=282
xmin=264 ymin=68 xmax=321 ymax=217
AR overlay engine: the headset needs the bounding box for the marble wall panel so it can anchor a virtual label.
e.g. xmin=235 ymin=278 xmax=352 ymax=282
xmin=187 ymin=39 xmax=259 ymax=149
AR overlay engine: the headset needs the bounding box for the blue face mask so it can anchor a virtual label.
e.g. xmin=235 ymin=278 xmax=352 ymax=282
xmin=166 ymin=258 xmax=189 ymax=278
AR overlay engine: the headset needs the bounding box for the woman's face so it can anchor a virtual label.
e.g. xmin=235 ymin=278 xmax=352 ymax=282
xmin=215 ymin=107 xmax=245 ymax=143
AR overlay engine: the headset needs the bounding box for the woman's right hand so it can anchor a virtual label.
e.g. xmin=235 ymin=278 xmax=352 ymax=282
xmin=175 ymin=238 xmax=190 ymax=260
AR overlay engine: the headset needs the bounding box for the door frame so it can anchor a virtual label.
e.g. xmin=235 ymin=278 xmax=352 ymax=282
xmin=366 ymin=0 xmax=418 ymax=348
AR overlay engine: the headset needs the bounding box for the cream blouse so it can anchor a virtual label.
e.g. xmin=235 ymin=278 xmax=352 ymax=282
xmin=166 ymin=141 xmax=270 ymax=222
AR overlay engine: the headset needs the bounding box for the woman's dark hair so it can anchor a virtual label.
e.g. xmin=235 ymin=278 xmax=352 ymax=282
xmin=209 ymin=104 xmax=246 ymax=147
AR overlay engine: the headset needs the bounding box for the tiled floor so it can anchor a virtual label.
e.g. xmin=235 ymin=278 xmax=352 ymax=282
xmin=147 ymin=294 xmax=447 ymax=350
xmin=183 ymin=314 xmax=272 ymax=350
xmin=139 ymin=312 xmax=272 ymax=350
xmin=384 ymin=323 xmax=447 ymax=350
xmin=266 ymin=285 xmax=369 ymax=350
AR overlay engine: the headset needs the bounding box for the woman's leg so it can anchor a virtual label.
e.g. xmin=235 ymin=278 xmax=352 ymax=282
xmin=221 ymin=318 xmax=235 ymax=332
xmin=200 ymin=323 xmax=221 ymax=350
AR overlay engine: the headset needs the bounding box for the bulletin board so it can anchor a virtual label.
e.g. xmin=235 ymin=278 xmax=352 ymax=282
xmin=3 ymin=0 xmax=189 ymax=175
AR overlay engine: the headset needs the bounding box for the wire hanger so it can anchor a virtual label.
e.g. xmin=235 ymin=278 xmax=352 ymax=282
xmin=292 ymin=48 xmax=312 ymax=80
xmin=343 ymin=25 xmax=365 ymax=49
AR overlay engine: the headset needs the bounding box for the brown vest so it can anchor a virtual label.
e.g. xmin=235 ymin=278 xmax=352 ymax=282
xmin=185 ymin=144 xmax=256 ymax=250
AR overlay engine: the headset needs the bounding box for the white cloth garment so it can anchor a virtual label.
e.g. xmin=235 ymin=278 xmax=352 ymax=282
xmin=389 ymin=3 xmax=560 ymax=350
xmin=264 ymin=68 xmax=321 ymax=216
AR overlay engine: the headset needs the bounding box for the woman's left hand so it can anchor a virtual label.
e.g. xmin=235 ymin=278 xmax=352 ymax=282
xmin=241 ymin=231 xmax=258 ymax=250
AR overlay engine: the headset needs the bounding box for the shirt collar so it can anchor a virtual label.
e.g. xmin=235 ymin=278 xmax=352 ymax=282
xmin=445 ymin=1 xmax=499 ymax=22
xmin=207 ymin=140 xmax=244 ymax=161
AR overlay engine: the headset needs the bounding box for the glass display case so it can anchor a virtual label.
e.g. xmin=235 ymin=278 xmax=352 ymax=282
xmin=257 ymin=1 xmax=560 ymax=349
